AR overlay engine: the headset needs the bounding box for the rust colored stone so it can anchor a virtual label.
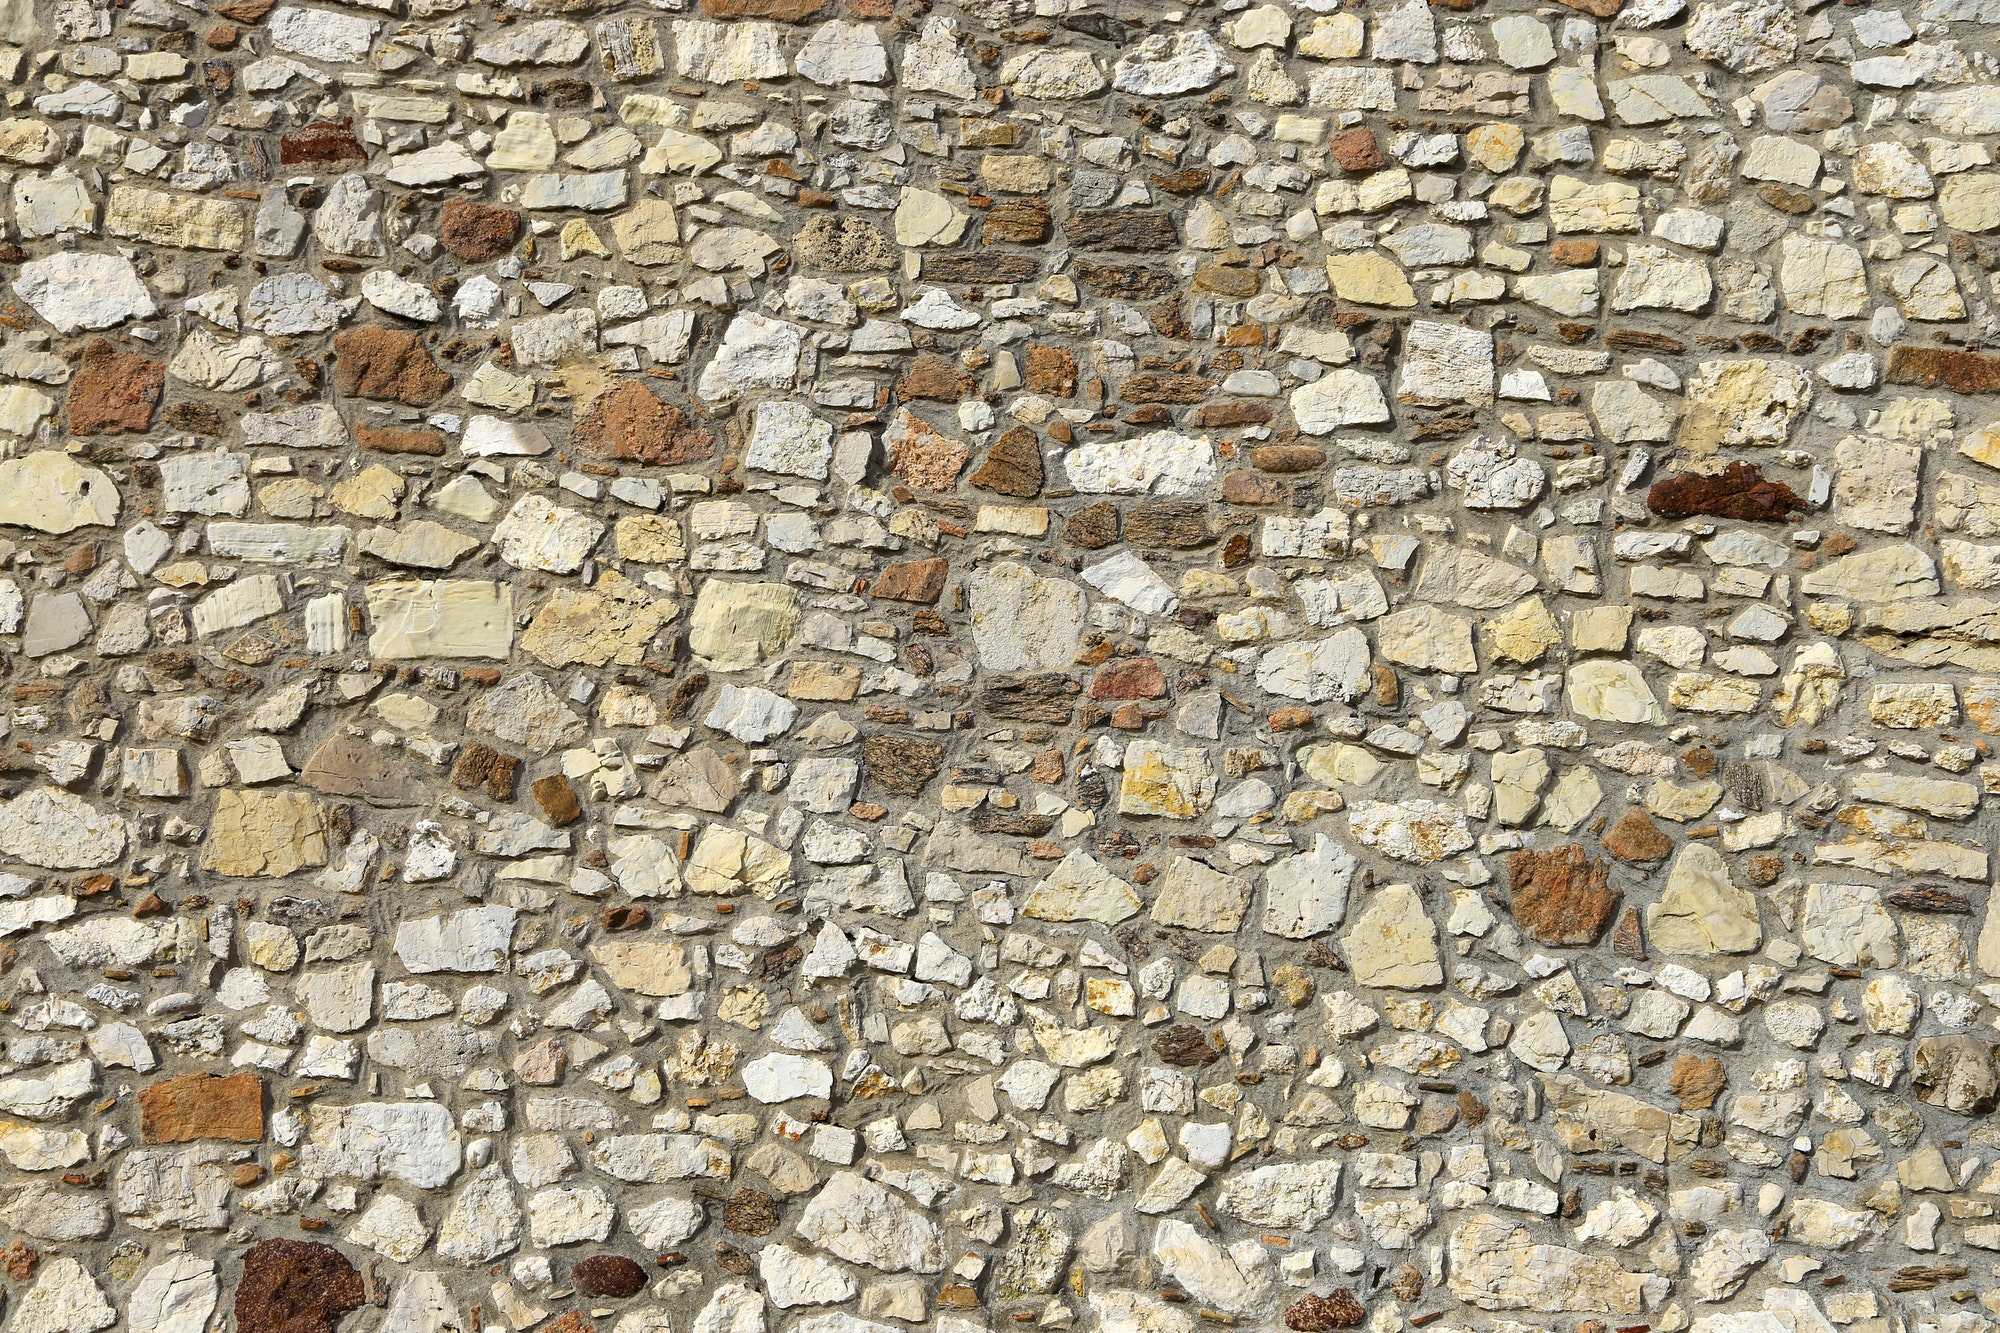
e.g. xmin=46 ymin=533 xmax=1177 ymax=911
xmin=862 ymin=735 xmax=945 ymax=797
xmin=1221 ymin=471 xmax=1284 ymax=504
xmin=205 ymin=24 xmax=239 ymax=46
xmin=1023 ymin=344 xmax=1078 ymax=397
xmin=438 ymin=199 xmax=523 ymax=262
xmin=1551 ymin=0 xmax=1621 ymax=17
xmin=1507 ymin=844 xmax=1620 ymax=946
xmin=533 ymin=775 xmax=584 ymax=827
xmin=1327 ymin=128 xmax=1385 ymax=172
xmin=1088 ymin=658 xmax=1167 ymax=701
xmin=451 ymin=743 xmax=520 ymax=801
xmin=1063 ymin=500 xmax=1119 ymax=549
xmin=1671 ymin=1054 xmax=1727 ymax=1112
xmin=281 ymin=119 xmax=366 ymax=166
xmin=68 ymin=339 xmax=164 ymax=435
xmin=1885 ymin=344 xmax=2000 ymax=393
xmin=571 ymin=1257 xmax=648 ymax=1299
xmin=1153 ymin=1024 xmax=1220 ymax=1067
xmin=1646 ymin=461 xmax=1802 ymax=522
xmin=1249 ymin=444 xmax=1325 ymax=472
xmin=212 ymin=0 xmax=273 ymax=19
xmin=573 ymin=382 xmax=714 ymax=466
xmin=980 ymin=672 xmax=1081 ymax=724
xmin=331 ymin=326 xmax=451 ymax=405
xmin=234 ymin=1240 xmax=364 ymax=1333
xmin=1149 ymin=169 xmax=1210 ymax=195
xmin=1030 ymin=748 xmax=1065 ymax=783
xmin=1602 ymin=807 xmax=1674 ymax=862
xmin=140 ymin=1071 xmax=264 ymax=1144
xmin=1285 ymin=1292 xmax=1366 ymax=1331
xmin=1 ymin=1241 xmax=37 ymax=1281
xmin=872 ymin=558 xmax=949 ymax=604
xmin=545 ymin=1313 xmax=593 ymax=1333
xmin=968 ymin=427 xmax=1044 ymax=497
xmin=356 ymin=425 xmax=446 ymax=456
xmin=1551 ymin=239 xmax=1599 ymax=266
xmin=1269 ymin=706 xmax=1315 ymax=732
xmin=896 ymin=355 xmax=973 ymax=402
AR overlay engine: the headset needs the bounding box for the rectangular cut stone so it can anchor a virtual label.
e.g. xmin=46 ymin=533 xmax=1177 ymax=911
xmin=366 ymin=580 xmax=515 ymax=659
xmin=105 ymin=186 xmax=248 ymax=251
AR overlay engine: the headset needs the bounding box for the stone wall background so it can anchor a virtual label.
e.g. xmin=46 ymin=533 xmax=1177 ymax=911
xmin=0 ymin=0 xmax=1993 ymax=1332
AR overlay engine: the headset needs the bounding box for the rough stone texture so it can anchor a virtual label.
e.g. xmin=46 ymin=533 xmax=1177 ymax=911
xmin=0 ymin=2 xmax=1994 ymax=1330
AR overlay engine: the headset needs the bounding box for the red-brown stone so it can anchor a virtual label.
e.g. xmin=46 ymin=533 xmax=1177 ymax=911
xmin=1088 ymin=658 xmax=1167 ymax=701
xmin=968 ymin=426 xmax=1044 ymax=498
xmin=1327 ymin=128 xmax=1385 ymax=172
xmin=1885 ymin=344 xmax=2000 ymax=393
xmin=139 ymin=1071 xmax=264 ymax=1144
xmin=1646 ymin=461 xmax=1802 ymax=523
xmin=1285 ymin=1292 xmax=1366 ymax=1332
xmin=438 ymin=199 xmax=523 ymax=262
xmin=1602 ymin=806 xmax=1674 ymax=862
xmin=1507 ymin=844 xmax=1620 ymax=946
xmin=1249 ymin=444 xmax=1325 ymax=472
xmin=233 ymin=1240 xmax=364 ymax=1333
xmin=872 ymin=558 xmax=949 ymax=605
xmin=1023 ymin=344 xmax=1078 ymax=398
xmin=330 ymin=326 xmax=451 ymax=405
xmin=281 ymin=119 xmax=366 ymax=166
xmin=572 ymin=382 xmax=714 ymax=466
xmin=356 ymin=425 xmax=445 ymax=456
xmin=68 ymin=339 xmax=164 ymax=435
xmin=1670 ymin=1054 xmax=1726 ymax=1111
xmin=896 ymin=355 xmax=973 ymax=402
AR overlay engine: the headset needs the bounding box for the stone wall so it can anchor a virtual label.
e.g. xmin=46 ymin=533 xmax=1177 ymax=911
xmin=0 ymin=1 xmax=1991 ymax=1333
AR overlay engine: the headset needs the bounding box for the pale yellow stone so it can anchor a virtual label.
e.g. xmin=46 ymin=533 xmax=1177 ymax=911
xmin=105 ymin=185 xmax=247 ymax=251
xmin=1325 ymin=251 xmax=1416 ymax=307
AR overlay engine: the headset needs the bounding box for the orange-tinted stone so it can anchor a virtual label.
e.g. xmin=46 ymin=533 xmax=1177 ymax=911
xmin=572 ymin=382 xmax=714 ymax=466
xmin=68 ymin=339 xmax=164 ymax=435
xmin=330 ymin=326 xmax=451 ymax=405
xmin=140 ymin=1071 xmax=264 ymax=1144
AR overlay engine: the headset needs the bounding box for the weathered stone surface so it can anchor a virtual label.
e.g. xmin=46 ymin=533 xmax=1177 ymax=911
xmin=138 ymin=1072 xmax=263 ymax=1144
xmin=233 ymin=1242 xmax=364 ymax=1333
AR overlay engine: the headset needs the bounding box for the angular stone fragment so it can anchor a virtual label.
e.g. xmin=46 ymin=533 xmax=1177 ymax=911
xmin=331 ymin=326 xmax=451 ymax=404
xmin=1508 ymin=845 xmax=1620 ymax=945
xmin=139 ymin=1072 xmax=263 ymax=1144
xmin=233 ymin=1241 xmax=364 ymax=1333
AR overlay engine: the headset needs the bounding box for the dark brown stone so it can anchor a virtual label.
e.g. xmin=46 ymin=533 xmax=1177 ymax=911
xmin=281 ymin=119 xmax=366 ymax=165
xmin=1124 ymin=501 xmax=1212 ymax=548
xmin=1327 ymin=128 xmax=1385 ymax=172
xmin=1249 ymin=444 xmax=1324 ymax=472
xmin=1886 ymin=344 xmax=2000 ymax=393
xmin=979 ymin=673 xmax=1080 ymax=724
xmin=1153 ymin=1024 xmax=1220 ymax=1067
xmin=1603 ymin=330 xmax=1684 ymax=353
xmin=139 ymin=1071 xmax=263 ymax=1144
xmin=968 ymin=809 xmax=1055 ymax=837
xmin=545 ymin=1313 xmax=593 ymax=1333
xmin=1063 ymin=500 xmax=1119 ymax=549
xmin=862 ymin=735 xmax=945 ymax=797
xmin=873 ymin=558 xmax=948 ymax=604
xmin=1120 ymin=373 xmax=1213 ymax=404
xmin=438 ymin=199 xmax=522 ymax=262
xmin=723 ymin=1189 xmax=781 ymax=1235
xmin=1192 ymin=403 xmax=1274 ymax=430
xmin=1507 ymin=844 xmax=1620 ymax=946
xmin=1551 ymin=239 xmax=1599 ymax=266
xmin=968 ymin=427 xmax=1044 ymax=498
xmin=1602 ymin=806 xmax=1674 ymax=862
xmin=1285 ymin=1292 xmax=1366 ymax=1332
xmin=330 ymin=326 xmax=451 ymax=405
xmin=1670 ymin=1054 xmax=1726 ymax=1112
xmin=571 ymin=1257 xmax=648 ymax=1299
xmin=212 ymin=0 xmax=273 ymax=19
xmin=1759 ymin=184 xmax=1815 ymax=214
xmin=300 ymin=734 xmax=426 ymax=808
xmin=1062 ymin=210 xmax=1177 ymax=251
xmin=1072 ymin=261 xmax=1177 ymax=300
xmin=533 ymin=775 xmax=584 ymax=826
xmin=68 ymin=339 xmax=164 ymax=435
xmin=1221 ymin=470 xmax=1284 ymax=504
xmin=982 ymin=199 xmax=1052 ymax=245
xmin=451 ymin=743 xmax=520 ymax=800
xmin=1647 ymin=461 xmax=1802 ymax=522
xmin=357 ymin=425 xmax=446 ymax=456
xmin=923 ymin=252 xmax=1040 ymax=284
xmin=795 ymin=215 xmax=895 ymax=271
xmin=572 ymin=382 xmax=714 ymax=466
xmin=163 ymin=402 xmax=224 ymax=435
xmin=234 ymin=1240 xmax=365 ymax=1333
xmin=896 ymin=355 xmax=973 ymax=402
xmin=1887 ymin=886 xmax=1974 ymax=914
xmin=1 ymin=1241 xmax=35 ymax=1282
xmin=1023 ymin=345 xmax=1077 ymax=397
xmin=1089 ymin=658 xmax=1166 ymax=701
